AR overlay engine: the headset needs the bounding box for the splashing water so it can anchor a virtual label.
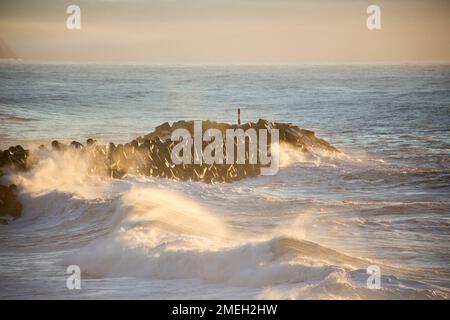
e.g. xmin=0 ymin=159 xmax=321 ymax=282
xmin=1 ymin=64 xmax=449 ymax=299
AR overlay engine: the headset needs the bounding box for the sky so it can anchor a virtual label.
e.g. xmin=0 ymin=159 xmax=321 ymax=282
xmin=0 ymin=0 xmax=449 ymax=63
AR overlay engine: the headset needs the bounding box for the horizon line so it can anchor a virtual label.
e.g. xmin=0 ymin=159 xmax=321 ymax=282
xmin=1 ymin=59 xmax=450 ymax=66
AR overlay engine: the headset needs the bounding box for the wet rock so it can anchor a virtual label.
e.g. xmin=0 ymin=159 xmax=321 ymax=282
xmin=239 ymin=122 xmax=253 ymax=131
xmin=13 ymin=145 xmax=25 ymax=153
xmin=38 ymin=144 xmax=49 ymax=152
xmin=130 ymin=139 xmax=139 ymax=149
xmin=156 ymin=122 xmax=171 ymax=132
xmin=172 ymin=120 xmax=190 ymax=131
xmin=256 ymin=119 xmax=274 ymax=130
xmin=51 ymin=140 xmax=67 ymax=152
xmin=285 ymin=127 xmax=300 ymax=143
xmin=70 ymin=141 xmax=84 ymax=149
xmin=2 ymin=145 xmax=29 ymax=170
xmin=0 ymin=184 xmax=22 ymax=222
xmin=0 ymin=150 xmax=6 ymax=167
xmin=144 ymin=122 xmax=174 ymax=141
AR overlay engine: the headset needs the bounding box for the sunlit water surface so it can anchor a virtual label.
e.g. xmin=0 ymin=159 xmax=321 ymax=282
xmin=0 ymin=63 xmax=449 ymax=299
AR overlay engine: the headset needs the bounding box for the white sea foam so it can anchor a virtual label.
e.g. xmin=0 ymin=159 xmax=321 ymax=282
xmin=1 ymin=123 xmax=449 ymax=299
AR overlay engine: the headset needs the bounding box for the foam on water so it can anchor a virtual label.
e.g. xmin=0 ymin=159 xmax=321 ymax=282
xmin=1 ymin=64 xmax=449 ymax=299
xmin=0 ymin=149 xmax=446 ymax=298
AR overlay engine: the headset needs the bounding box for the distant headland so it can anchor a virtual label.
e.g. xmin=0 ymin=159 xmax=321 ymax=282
xmin=0 ymin=39 xmax=19 ymax=60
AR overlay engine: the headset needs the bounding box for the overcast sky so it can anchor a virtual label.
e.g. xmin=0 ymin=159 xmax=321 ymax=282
xmin=0 ymin=0 xmax=449 ymax=63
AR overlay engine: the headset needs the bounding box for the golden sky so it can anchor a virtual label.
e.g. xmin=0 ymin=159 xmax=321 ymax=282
xmin=0 ymin=0 xmax=449 ymax=63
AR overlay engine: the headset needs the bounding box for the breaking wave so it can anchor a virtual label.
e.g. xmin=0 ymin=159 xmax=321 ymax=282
xmin=1 ymin=142 xmax=448 ymax=299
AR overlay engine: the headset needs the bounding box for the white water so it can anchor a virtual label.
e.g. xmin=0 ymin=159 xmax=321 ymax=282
xmin=0 ymin=145 xmax=448 ymax=299
xmin=1 ymin=64 xmax=449 ymax=299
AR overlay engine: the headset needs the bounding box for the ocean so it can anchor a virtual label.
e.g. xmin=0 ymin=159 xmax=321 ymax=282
xmin=0 ymin=63 xmax=449 ymax=299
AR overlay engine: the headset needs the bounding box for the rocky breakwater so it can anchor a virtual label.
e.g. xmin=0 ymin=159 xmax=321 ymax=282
xmin=1 ymin=119 xmax=339 ymax=183
xmin=0 ymin=119 xmax=339 ymax=222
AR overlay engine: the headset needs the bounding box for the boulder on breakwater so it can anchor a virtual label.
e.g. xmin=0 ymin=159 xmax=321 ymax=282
xmin=0 ymin=184 xmax=22 ymax=224
xmin=0 ymin=145 xmax=29 ymax=171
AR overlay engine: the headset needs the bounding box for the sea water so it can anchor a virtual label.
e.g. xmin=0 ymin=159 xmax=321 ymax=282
xmin=0 ymin=63 xmax=449 ymax=299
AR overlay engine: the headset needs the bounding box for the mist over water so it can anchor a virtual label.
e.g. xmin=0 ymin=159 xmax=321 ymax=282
xmin=0 ymin=63 xmax=449 ymax=299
